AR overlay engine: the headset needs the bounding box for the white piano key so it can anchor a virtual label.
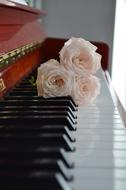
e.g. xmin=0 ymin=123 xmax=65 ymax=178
xmin=78 ymin=118 xmax=123 ymax=124
xmin=71 ymin=178 xmax=126 ymax=190
xmin=72 ymin=168 xmax=126 ymax=179
xmin=74 ymin=141 xmax=126 ymax=150
xmin=79 ymin=115 xmax=121 ymax=119
xmin=77 ymin=123 xmax=125 ymax=129
xmin=74 ymin=134 xmax=126 ymax=143
xmin=71 ymin=149 xmax=126 ymax=159
xmin=74 ymin=157 xmax=126 ymax=168
xmin=75 ymin=129 xmax=126 ymax=135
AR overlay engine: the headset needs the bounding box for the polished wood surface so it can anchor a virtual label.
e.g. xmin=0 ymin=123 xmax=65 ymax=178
xmin=0 ymin=1 xmax=46 ymax=54
xmin=0 ymin=47 xmax=43 ymax=98
xmin=0 ymin=1 xmax=46 ymax=98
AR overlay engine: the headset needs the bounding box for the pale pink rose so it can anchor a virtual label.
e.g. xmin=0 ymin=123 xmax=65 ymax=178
xmin=59 ymin=37 xmax=101 ymax=75
xmin=36 ymin=59 xmax=74 ymax=98
xmin=71 ymin=75 xmax=101 ymax=106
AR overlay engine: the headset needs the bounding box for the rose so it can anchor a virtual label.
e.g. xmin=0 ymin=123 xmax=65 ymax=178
xmin=71 ymin=74 xmax=101 ymax=106
xmin=59 ymin=37 xmax=101 ymax=75
xmin=36 ymin=37 xmax=101 ymax=107
xmin=36 ymin=59 xmax=74 ymax=98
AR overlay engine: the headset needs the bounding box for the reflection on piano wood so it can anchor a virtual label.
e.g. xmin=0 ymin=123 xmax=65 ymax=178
xmin=0 ymin=1 xmax=126 ymax=190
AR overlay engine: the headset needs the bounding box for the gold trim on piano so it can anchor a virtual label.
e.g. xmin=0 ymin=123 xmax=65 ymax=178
xmin=0 ymin=41 xmax=42 ymax=69
xmin=0 ymin=78 xmax=6 ymax=92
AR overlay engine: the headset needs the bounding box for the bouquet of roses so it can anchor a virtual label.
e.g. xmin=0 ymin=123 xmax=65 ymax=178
xmin=36 ymin=37 xmax=101 ymax=106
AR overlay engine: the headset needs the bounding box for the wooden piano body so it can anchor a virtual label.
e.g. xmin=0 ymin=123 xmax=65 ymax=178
xmin=0 ymin=0 xmax=108 ymax=98
xmin=0 ymin=1 xmax=126 ymax=190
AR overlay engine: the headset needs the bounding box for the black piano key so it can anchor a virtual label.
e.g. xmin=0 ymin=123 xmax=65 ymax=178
xmin=0 ymin=133 xmax=75 ymax=151
xmin=18 ymin=82 xmax=36 ymax=87
xmin=0 ymin=110 xmax=76 ymax=124
xmin=8 ymin=90 xmax=37 ymax=96
xmin=21 ymin=76 xmax=37 ymax=82
xmin=0 ymin=121 xmax=76 ymax=132
xmin=10 ymin=87 xmax=37 ymax=91
xmin=4 ymin=95 xmax=77 ymax=116
xmin=42 ymin=96 xmax=77 ymax=108
xmin=0 ymin=147 xmax=74 ymax=168
xmin=16 ymin=84 xmax=36 ymax=88
xmin=0 ymin=125 xmax=76 ymax=142
xmin=0 ymin=115 xmax=76 ymax=130
xmin=16 ymin=81 xmax=36 ymax=87
xmin=0 ymin=172 xmax=71 ymax=190
xmin=0 ymin=99 xmax=77 ymax=111
xmin=5 ymin=95 xmax=77 ymax=108
xmin=0 ymin=105 xmax=77 ymax=120
xmin=0 ymin=158 xmax=73 ymax=181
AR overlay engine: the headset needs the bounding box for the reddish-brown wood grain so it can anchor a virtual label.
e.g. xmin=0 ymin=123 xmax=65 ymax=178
xmin=0 ymin=2 xmax=46 ymax=54
xmin=0 ymin=47 xmax=43 ymax=98
xmin=0 ymin=21 xmax=46 ymax=54
xmin=0 ymin=1 xmax=46 ymax=25
xmin=0 ymin=2 xmax=46 ymax=98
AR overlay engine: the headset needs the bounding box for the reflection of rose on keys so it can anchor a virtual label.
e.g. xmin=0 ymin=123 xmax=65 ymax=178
xmin=59 ymin=37 xmax=101 ymax=75
xmin=77 ymin=105 xmax=100 ymax=158
xmin=36 ymin=59 xmax=74 ymax=97
xmin=71 ymin=75 xmax=101 ymax=106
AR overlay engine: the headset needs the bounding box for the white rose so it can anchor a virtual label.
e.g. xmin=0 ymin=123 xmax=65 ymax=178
xmin=71 ymin=74 xmax=101 ymax=106
xmin=36 ymin=59 xmax=74 ymax=98
xmin=59 ymin=37 xmax=101 ymax=75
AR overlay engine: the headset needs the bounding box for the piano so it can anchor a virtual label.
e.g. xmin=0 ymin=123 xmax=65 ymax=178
xmin=0 ymin=1 xmax=126 ymax=190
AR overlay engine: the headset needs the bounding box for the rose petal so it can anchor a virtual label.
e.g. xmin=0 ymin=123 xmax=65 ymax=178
xmin=59 ymin=37 xmax=101 ymax=75
xmin=71 ymin=75 xmax=101 ymax=106
xmin=36 ymin=59 xmax=74 ymax=98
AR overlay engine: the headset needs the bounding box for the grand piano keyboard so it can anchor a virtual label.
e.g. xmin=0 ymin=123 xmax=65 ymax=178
xmin=0 ymin=68 xmax=126 ymax=190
